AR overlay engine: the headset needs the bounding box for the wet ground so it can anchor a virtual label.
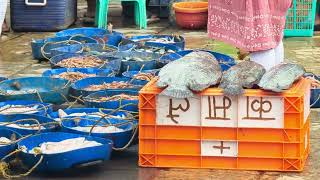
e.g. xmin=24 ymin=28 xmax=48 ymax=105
xmin=0 ymin=2 xmax=320 ymax=180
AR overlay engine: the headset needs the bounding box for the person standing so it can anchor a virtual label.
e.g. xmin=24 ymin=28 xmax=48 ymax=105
xmin=208 ymin=0 xmax=293 ymax=71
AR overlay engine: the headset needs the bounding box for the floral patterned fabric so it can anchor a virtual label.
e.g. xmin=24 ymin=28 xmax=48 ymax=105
xmin=208 ymin=0 xmax=292 ymax=52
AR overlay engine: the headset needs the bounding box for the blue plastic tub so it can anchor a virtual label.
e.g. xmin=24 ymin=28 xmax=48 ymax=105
xmin=49 ymin=53 xmax=122 ymax=73
xmin=56 ymin=28 xmax=124 ymax=47
xmin=128 ymin=35 xmax=185 ymax=50
xmin=0 ymin=77 xmax=7 ymax=82
xmin=18 ymin=132 xmax=113 ymax=172
xmin=159 ymin=50 xmax=236 ymax=71
xmin=61 ymin=118 xmax=134 ymax=148
xmin=31 ymin=37 xmax=70 ymax=60
xmin=112 ymin=51 xmax=161 ymax=72
xmin=56 ymin=28 xmax=109 ymax=37
xmin=304 ymin=73 xmax=320 ymax=108
xmin=71 ymin=77 xmax=148 ymax=97
xmin=0 ymin=77 xmax=71 ymax=105
xmin=42 ymin=68 xmax=115 ymax=82
xmin=0 ymin=114 xmax=57 ymax=136
xmin=50 ymin=108 xmax=138 ymax=148
xmin=0 ymin=100 xmax=53 ymax=116
xmin=311 ymin=89 xmax=320 ymax=108
xmin=84 ymin=90 xmax=139 ymax=112
xmin=31 ymin=36 xmax=98 ymax=60
xmin=118 ymin=42 xmax=182 ymax=53
xmin=122 ymin=69 xmax=159 ymax=79
xmin=51 ymin=43 xmax=117 ymax=55
xmin=11 ymin=0 xmax=77 ymax=32
xmin=0 ymin=128 xmax=22 ymax=159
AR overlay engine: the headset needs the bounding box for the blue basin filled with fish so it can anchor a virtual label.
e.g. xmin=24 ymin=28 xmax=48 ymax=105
xmin=0 ymin=77 xmax=7 ymax=82
xmin=0 ymin=100 xmax=53 ymax=116
xmin=42 ymin=68 xmax=115 ymax=82
xmin=31 ymin=36 xmax=98 ymax=60
xmin=122 ymin=69 xmax=159 ymax=79
xmin=71 ymin=77 xmax=148 ymax=97
xmin=0 ymin=128 xmax=21 ymax=159
xmin=49 ymin=53 xmax=122 ymax=72
xmin=128 ymin=35 xmax=185 ymax=50
xmin=159 ymin=50 xmax=236 ymax=71
xmin=0 ymin=77 xmax=71 ymax=104
xmin=84 ymin=90 xmax=139 ymax=113
xmin=51 ymin=43 xmax=117 ymax=55
xmin=55 ymin=28 xmax=123 ymax=47
xmin=50 ymin=108 xmax=138 ymax=147
xmin=112 ymin=51 xmax=161 ymax=73
xmin=31 ymin=36 xmax=70 ymax=60
xmin=118 ymin=42 xmax=182 ymax=54
xmin=0 ymin=114 xmax=58 ymax=136
xmin=49 ymin=108 xmax=131 ymax=120
xmin=61 ymin=118 xmax=134 ymax=149
xmin=18 ymin=132 xmax=113 ymax=172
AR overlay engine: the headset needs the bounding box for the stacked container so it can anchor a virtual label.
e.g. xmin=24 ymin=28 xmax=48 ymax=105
xmin=139 ymin=78 xmax=311 ymax=171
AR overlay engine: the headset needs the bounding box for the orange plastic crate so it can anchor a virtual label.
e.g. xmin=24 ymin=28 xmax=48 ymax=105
xmin=139 ymin=78 xmax=311 ymax=171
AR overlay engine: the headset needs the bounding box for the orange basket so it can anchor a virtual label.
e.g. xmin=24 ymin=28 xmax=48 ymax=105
xmin=173 ymin=2 xmax=208 ymax=13
xmin=173 ymin=2 xmax=208 ymax=29
xmin=139 ymin=78 xmax=311 ymax=171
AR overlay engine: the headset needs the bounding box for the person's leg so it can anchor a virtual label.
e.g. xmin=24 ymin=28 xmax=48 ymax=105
xmin=274 ymin=40 xmax=284 ymax=64
xmin=2 ymin=19 xmax=9 ymax=32
xmin=0 ymin=0 xmax=8 ymax=35
xmin=315 ymin=0 xmax=320 ymax=30
xmin=86 ymin=0 xmax=96 ymax=18
xmin=250 ymin=48 xmax=277 ymax=71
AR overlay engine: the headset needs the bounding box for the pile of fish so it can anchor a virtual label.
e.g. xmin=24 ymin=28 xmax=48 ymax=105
xmin=57 ymin=109 xmax=127 ymax=120
xmin=3 ymin=89 xmax=38 ymax=95
xmin=86 ymin=94 xmax=139 ymax=103
xmin=133 ymin=73 xmax=155 ymax=81
xmin=0 ymin=105 xmax=40 ymax=115
xmin=57 ymin=56 xmax=105 ymax=68
xmin=0 ymin=123 xmax=46 ymax=130
xmin=72 ymin=126 xmax=124 ymax=133
xmin=120 ymin=42 xmax=175 ymax=55
xmin=52 ymin=72 xmax=96 ymax=82
xmin=25 ymin=137 xmax=102 ymax=154
xmin=0 ymin=137 xmax=11 ymax=146
xmin=131 ymin=46 xmax=175 ymax=55
xmin=84 ymin=82 xmax=135 ymax=91
xmin=122 ymin=56 xmax=153 ymax=62
xmin=132 ymin=37 xmax=176 ymax=44
xmin=157 ymin=51 xmax=306 ymax=98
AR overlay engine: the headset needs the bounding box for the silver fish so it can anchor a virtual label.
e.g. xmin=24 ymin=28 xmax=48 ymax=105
xmin=157 ymin=51 xmax=222 ymax=98
xmin=219 ymin=61 xmax=266 ymax=95
xmin=258 ymin=63 xmax=305 ymax=92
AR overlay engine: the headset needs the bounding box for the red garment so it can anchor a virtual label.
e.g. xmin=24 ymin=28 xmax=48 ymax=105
xmin=208 ymin=0 xmax=292 ymax=52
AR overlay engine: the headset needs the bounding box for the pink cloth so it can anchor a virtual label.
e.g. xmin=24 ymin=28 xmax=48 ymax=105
xmin=208 ymin=0 xmax=292 ymax=52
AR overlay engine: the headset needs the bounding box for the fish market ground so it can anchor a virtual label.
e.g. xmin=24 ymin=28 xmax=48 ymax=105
xmin=1 ymin=2 xmax=320 ymax=180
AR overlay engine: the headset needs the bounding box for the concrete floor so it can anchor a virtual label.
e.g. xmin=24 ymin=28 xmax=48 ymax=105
xmin=0 ymin=3 xmax=320 ymax=180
